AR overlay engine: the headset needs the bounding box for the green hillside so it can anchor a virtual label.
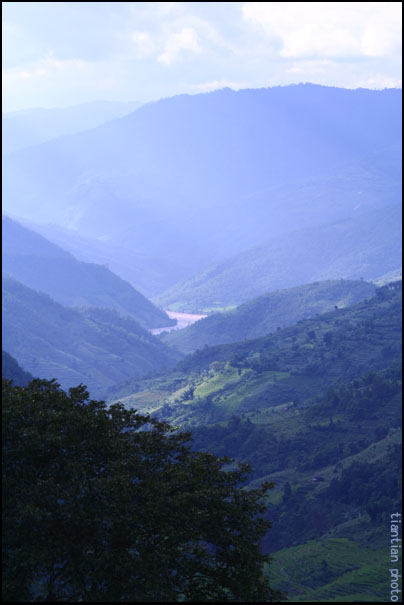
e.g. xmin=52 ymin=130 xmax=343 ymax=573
xmin=2 ymin=277 xmax=182 ymax=397
xmin=155 ymin=204 xmax=402 ymax=313
xmin=110 ymin=283 xmax=402 ymax=601
xmin=2 ymin=216 xmax=174 ymax=329
xmin=114 ymin=282 xmax=401 ymax=422
xmin=162 ymin=280 xmax=376 ymax=354
xmin=269 ymin=538 xmax=391 ymax=602
xmin=2 ymin=350 xmax=33 ymax=386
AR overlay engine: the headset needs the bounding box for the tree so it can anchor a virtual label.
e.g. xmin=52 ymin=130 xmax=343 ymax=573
xmin=2 ymin=379 xmax=284 ymax=602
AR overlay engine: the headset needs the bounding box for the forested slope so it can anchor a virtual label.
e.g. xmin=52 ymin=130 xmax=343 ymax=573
xmin=2 ymin=277 xmax=181 ymax=397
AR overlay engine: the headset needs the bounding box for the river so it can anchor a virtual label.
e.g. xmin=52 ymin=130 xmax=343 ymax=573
xmin=149 ymin=311 xmax=207 ymax=335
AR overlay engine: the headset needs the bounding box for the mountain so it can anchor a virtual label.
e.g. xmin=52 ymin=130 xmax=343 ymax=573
xmin=116 ymin=281 xmax=402 ymax=422
xmin=13 ymin=218 xmax=195 ymax=298
xmin=2 ymin=216 xmax=174 ymax=329
xmin=2 ymin=277 xmax=182 ymax=397
xmin=110 ymin=282 xmax=402 ymax=601
xmin=155 ymin=204 xmax=402 ymax=312
xmin=2 ymin=350 xmax=33 ymax=386
xmin=2 ymin=100 xmax=142 ymax=155
xmin=161 ymin=279 xmax=377 ymax=354
xmin=3 ymin=85 xmax=401 ymax=272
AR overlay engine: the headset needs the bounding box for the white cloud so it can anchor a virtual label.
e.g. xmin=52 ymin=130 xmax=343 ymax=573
xmin=2 ymin=55 xmax=93 ymax=82
xmin=242 ymin=2 xmax=402 ymax=59
xmin=2 ymin=2 xmax=401 ymax=111
xmin=2 ymin=56 xmax=98 ymax=111
xmin=352 ymin=75 xmax=402 ymax=90
xmin=154 ymin=2 xmax=181 ymax=17
xmin=128 ymin=2 xmax=181 ymax=18
xmin=158 ymin=27 xmax=202 ymax=65
xmin=286 ymin=59 xmax=336 ymax=75
xmin=131 ymin=31 xmax=156 ymax=58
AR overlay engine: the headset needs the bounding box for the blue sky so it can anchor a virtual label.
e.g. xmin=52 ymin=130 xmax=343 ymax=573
xmin=2 ymin=2 xmax=402 ymax=112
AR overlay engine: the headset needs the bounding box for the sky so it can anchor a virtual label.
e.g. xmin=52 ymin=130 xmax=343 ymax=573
xmin=2 ymin=2 xmax=402 ymax=112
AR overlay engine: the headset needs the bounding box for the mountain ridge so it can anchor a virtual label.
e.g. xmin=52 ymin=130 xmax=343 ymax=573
xmin=2 ymin=216 xmax=174 ymax=329
xmin=2 ymin=277 xmax=182 ymax=397
xmin=161 ymin=279 xmax=377 ymax=354
xmin=155 ymin=203 xmax=402 ymax=312
xmin=4 ymin=85 xmax=401 ymax=277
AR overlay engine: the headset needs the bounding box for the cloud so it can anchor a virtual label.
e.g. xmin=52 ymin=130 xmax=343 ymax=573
xmin=3 ymin=55 xmax=93 ymax=82
xmin=2 ymin=56 xmax=99 ymax=111
xmin=352 ymin=75 xmax=402 ymax=90
xmin=242 ymin=2 xmax=402 ymax=59
xmin=158 ymin=27 xmax=202 ymax=65
xmin=131 ymin=31 xmax=156 ymax=58
xmin=2 ymin=2 xmax=401 ymax=112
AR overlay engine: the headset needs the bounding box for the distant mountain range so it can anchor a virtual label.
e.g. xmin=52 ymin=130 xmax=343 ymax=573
xmin=2 ymin=216 xmax=173 ymax=329
xmin=155 ymin=204 xmax=402 ymax=312
xmin=162 ymin=279 xmax=377 ymax=354
xmin=2 ymin=277 xmax=181 ymax=397
xmin=3 ymin=85 xmax=401 ymax=283
xmin=2 ymin=100 xmax=142 ymax=155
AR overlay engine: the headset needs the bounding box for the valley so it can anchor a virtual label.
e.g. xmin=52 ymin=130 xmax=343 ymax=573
xmin=2 ymin=81 xmax=402 ymax=603
xmin=149 ymin=311 xmax=207 ymax=335
xmin=107 ymin=283 xmax=402 ymax=601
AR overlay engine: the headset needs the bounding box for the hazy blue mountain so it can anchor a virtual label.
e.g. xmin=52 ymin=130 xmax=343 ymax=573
xmin=155 ymin=204 xmax=402 ymax=312
xmin=14 ymin=218 xmax=196 ymax=298
xmin=3 ymin=85 xmax=401 ymax=271
xmin=2 ymin=350 xmax=33 ymax=386
xmin=2 ymin=216 xmax=174 ymax=329
xmin=2 ymin=277 xmax=181 ymax=397
xmin=2 ymin=100 xmax=142 ymax=155
xmin=162 ymin=280 xmax=377 ymax=354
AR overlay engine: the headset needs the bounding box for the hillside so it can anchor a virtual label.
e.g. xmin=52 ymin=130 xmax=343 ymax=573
xmin=2 ymin=350 xmax=33 ymax=386
xmin=155 ymin=204 xmax=402 ymax=312
xmin=3 ymin=85 xmax=401 ymax=275
xmin=191 ymin=365 xmax=402 ymax=602
xmin=162 ymin=279 xmax=376 ymax=354
xmin=112 ymin=282 xmax=402 ymax=602
xmin=116 ymin=282 xmax=402 ymax=423
xmin=15 ymin=218 xmax=194 ymax=298
xmin=373 ymin=267 xmax=402 ymax=286
xmin=2 ymin=277 xmax=182 ymax=397
xmin=2 ymin=100 xmax=142 ymax=155
xmin=2 ymin=216 xmax=174 ymax=329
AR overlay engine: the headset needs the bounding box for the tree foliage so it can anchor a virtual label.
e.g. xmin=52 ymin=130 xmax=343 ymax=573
xmin=2 ymin=379 xmax=283 ymax=602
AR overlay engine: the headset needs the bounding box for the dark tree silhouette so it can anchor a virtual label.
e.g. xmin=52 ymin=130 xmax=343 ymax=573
xmin=2 ymin=378 xmax=284 ymax=602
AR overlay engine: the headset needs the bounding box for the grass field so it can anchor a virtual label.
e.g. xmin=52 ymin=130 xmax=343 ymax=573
xmin=268 ymin=538 xmax=391 ymax=602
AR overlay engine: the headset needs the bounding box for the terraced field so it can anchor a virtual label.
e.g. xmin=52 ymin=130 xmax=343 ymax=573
xmin=107 ymin=284 xmax=402 ymax=602
xmin=269 ymin=538 xmax=390 ymax=602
